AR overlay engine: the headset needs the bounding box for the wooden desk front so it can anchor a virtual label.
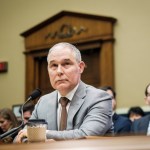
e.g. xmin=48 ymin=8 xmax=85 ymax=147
xmin=0 ymin=136 xmax=150 ymax=150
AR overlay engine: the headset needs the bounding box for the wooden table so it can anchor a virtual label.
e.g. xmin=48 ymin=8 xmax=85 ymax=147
xmin=0 ymin=135 xmax=150 ymax=150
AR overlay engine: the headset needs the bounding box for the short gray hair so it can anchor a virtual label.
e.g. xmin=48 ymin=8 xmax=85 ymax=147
xmin=47 ymin=42 xmax=82 ymax=62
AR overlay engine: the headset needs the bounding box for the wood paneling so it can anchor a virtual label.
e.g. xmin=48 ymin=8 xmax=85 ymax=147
xmin=21 ymin=11 xmax=117 ymax=98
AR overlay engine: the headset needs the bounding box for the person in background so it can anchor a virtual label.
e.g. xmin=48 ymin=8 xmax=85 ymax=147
xmin=127 ymin=106 xmax=145 ymax=122
xmin=0 ymin=126 xmax=3 ymax=134
xmin=101 ymin=86 xmax=131 ymax=135
xmin=0 ymin=108 xmax=20 ymax=143
xmin=131 ymin=83 xmax=150 ymax=135
xmin=15 ymin=42 xmax=113 ymax=143
xmin=19 ymin=102 xmax=35 ymax=124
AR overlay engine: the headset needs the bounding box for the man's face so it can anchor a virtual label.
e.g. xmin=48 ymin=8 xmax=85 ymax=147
xmin=23 ymin=111 xmax=32 ymax=124
xmin=145 ymin=85 xmax=150 ymax=105
xmin=106 ymin=89 xmax=116 ymax=111
xmin=47 ymin=47 xmax=85 ymax=96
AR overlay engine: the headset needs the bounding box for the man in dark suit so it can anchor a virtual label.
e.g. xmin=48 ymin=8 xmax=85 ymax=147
xmin=131 ymin=83 xmax=150 ymax=135
xmin=15 ymin=42 xmax=113 ymax=142
xmin=101 ymin=86 xmax=131 ymax=135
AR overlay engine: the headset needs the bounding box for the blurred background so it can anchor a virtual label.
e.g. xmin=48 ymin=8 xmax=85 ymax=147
xmin=0 ymin=0 xmax=150 ymax=114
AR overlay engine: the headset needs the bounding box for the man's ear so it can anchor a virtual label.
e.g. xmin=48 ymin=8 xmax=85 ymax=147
xmin=79 ymin=61 xmax=85 ymax=74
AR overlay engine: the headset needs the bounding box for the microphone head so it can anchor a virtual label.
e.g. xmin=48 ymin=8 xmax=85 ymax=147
xmin=28 ymin=89 xmax=42 ymax=100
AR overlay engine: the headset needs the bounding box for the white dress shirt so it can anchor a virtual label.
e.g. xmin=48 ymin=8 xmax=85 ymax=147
xmin=57 ymin=84 xmax=79 ymax=130
xmin=147 ymin=121 xmax=150 ymax=136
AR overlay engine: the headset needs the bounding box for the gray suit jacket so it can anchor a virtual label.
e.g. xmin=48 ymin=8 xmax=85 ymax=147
xmin=30 ymin=81 xmax=113 ymax=140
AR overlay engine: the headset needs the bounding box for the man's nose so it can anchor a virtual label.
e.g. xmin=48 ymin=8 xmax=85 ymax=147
xmin=57 ymin=65 xmax=63 ymax=74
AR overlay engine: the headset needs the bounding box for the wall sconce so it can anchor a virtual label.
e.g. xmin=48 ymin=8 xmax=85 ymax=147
xmin=0 ymin=61 xmax=8 ymax=73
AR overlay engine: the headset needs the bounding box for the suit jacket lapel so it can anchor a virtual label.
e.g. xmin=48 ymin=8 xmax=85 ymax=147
xmin=67 ymin=81 xmax=86 ymax=129
xmin=46 ymin=91 xmax=58 ymax=130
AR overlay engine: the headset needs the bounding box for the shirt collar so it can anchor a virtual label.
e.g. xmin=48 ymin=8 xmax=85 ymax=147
xmin=57 ymin=83 xmax=79 ymax=102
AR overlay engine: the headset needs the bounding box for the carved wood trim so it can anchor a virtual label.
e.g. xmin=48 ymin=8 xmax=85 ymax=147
xmin=21 ymin=11 xmax=117 ymax=98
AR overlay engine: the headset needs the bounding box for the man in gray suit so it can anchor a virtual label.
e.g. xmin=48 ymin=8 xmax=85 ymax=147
xmin=16 ymin=42 xmax=113 ymax=142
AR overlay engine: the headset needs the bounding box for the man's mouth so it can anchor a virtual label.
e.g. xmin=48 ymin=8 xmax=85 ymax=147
xmin=56 ymin=79 xmax=67 ymax=83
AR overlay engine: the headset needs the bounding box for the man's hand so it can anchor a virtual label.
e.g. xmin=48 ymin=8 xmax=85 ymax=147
xmin=15 ymin=129 xmax=27 ymax=143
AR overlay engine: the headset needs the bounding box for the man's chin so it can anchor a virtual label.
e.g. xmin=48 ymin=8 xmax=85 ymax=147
xmin=56 ymin=84 xmax=68 ymax=90
xmin=56 ymin=85 xmax=72 ymax=93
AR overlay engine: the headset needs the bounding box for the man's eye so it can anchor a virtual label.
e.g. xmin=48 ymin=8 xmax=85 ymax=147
xmin=50 ymin=64 xmax=57 ymax=68
xmin=64 ymin=62 xmax=71 ymax=66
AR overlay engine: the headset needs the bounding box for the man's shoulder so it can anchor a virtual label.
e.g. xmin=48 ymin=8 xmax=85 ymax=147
xmin=84 ymin=83 xmax=109 ymax=95
xmin=39 ymin=90 xmax=57 ymax=101
xmin=84 ymin=85 xmax=112 ymax=103
xmin=114 ymin=113 xmax=131 ymax=124
xmin=131 ymin=114 xmax=150 ymax=134
xmin=134 ymin=114 xmax=150 ymax=124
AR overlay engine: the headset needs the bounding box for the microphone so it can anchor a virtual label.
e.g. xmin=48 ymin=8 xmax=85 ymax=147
xmin=0 ymin=89 xmax=42 ymax=140
xmin=27 ymin=88 xmax=42 ymax=101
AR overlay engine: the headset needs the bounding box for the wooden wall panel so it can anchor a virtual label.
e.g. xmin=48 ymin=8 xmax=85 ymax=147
xmin=21 ymin=11 xmax=117 ymax=98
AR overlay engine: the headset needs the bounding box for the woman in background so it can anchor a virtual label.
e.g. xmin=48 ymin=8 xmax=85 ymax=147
xmin=0 ymin=108 xmax=19 ymax=143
